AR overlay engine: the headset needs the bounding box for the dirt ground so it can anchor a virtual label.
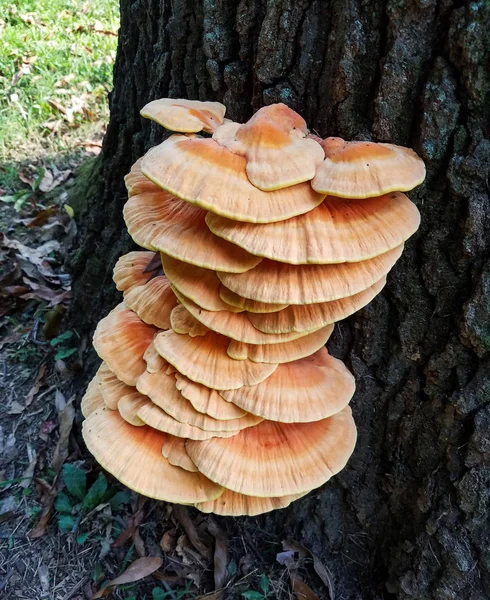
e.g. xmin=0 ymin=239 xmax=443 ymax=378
xmin=0 ymin=154 xmax=331 ymax=600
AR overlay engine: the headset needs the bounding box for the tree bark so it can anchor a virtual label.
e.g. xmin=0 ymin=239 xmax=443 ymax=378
xmin=68 ymin=1 xmax=490 ymax=598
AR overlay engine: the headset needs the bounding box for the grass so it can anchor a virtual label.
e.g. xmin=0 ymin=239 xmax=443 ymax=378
xmin=0 ymin=0 xmax=119 ymax=162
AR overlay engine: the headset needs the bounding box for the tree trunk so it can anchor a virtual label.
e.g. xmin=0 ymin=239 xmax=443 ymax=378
xmin=68 ymin=1 xmax=490 ymax=598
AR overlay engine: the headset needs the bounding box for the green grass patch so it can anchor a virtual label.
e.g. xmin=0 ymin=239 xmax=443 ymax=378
xmin=0 ymin=0 xmax=119 ymax=161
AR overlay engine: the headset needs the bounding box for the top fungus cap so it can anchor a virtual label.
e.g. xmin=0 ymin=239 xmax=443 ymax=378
xmin=213 ymin=104 xmax=324 ymax=191
xmin=311 ymin=137 xmax=426 ymax=198
xmin=140 ymin=98 xmax=226 ymax=134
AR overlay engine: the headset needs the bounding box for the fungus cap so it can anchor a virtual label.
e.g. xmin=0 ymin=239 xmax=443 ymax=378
xmin=249 ymin=278 xmax=386 ymax=334
xmin=227 ymin=324 xmax=334 ymax=364
xmin=220 ymin=348 xmax=355 ymax=422
xmin=124 ymin=186 xmax=260 ymax=273
xmin=143 ymin=342 xmax=167 ymax=373
xmin=174 ymin=288 xmax=319 ymax=345
xmin=134 ymin=395 xmax=241 ymax=440
xmin=206 ymin=193 xmax=420 ymax=265
xmin=93 ymin=304 xmax=156 ymax=386
xmin=117 ymin=391 xmax=147 ymax=426
xmin=162 ymin=435 xmax=198 ymax=472
xmin=170 ymin=304 xmax=210 ymax=337
xmin=82 ymin=406 xmax=223 ymax=503
xmin=140 ymin=98 xmax=226 ymax=134
xmin=97 ymin=362 xmax=135 ymax=410
xmin=212 ymin=104 xmax=324 ymax=191
xmin=81 ymin=375 xmax=104 ymax=418
xmin=113 ymin=251 xmax=177 ymax=329
xmin=174 ymin=373 xmax=246 ymax=420
xmin=195 ymin=489 xmax=308 ymax=516
xmin=136 ymin=369 xmax=262 ymax=432
xmin=113 ymin=251 xmax=157 ymax=293
xmin=161 ymin=254 xmax=241 ymax=312
xmin=124 ymin=159 xmax=158 ymax=197
xmin=218 ymin=285 xmax=287 ymax=314
xmin=124 ymin=275 xmax=178 ymax=330
xmin=218 ymin=246 xmax=403 ymax=305
xmin=311 ymin=137 xmax=426 ymax=198
xmin=140 ymin=135 xmax=325 ymax=223
xmin=186 ymin=407 xmax=357 ymax=497
xmin=154 ymin=329 xmax=277 ymax=389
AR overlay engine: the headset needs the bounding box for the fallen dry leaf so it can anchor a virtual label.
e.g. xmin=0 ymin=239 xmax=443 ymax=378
xmin=25 ymin=364 xmax=46 ymax=407
xmin=18 ymin=170 xmax=34 ymax=186
xmin=239 ymin=553 xmax=254 ymax=575
xmin=18 ymin=287 xmax=71 ymax=305
xmin=38 ymin=168 xmax=72 ymax=192
xmin=112 ymin=495 xmax=147 ymax=548
xmin=1 ymin=233 xmax=61 ymax=282
xmin=38 ymin=563 xmax=50 ymax=594
xmin=54 ymin=73 xmax=75 ymax=87
xmin=0 ymin=232 xmax=71 ymax=313
xmin=93 ymin=20 xmax=117 ymax=36
xmin=281 ymin=541 xmax=335 ymax=599
xmin=20 ymin=12 xmax=39 ymax=25
xmin=47 ymin=98 xmax=68 ymax=115
xmin=8 ymin=401 xmax=25 ymax=415
xmin=54 ymin=388 xmax=67 ymax=412
xmin=276 ymin=550 xmax=296 ymax=566
xmin=0 ymin=330 xmax=25 ymax=350
xmin=11 ymin=63 xmax=31 ymax=86
xmin=42 ymin=305 xmax=66 ymax=339
xmin=0 ymin=427 xmax=17 ymax=466
xmin=207 ymin=517 xmax=228 ymax=590
xmin=51 ymin=395 xmax=75 ymax=473
xmin=0 ymin=495 xmax=20 ymax=524
xmin=29 ymin=479 xmax=58 ymax=539
xmin=160 ymin=529 xmax=177 ymax=553
xmin=2 ymin=285 xmax=30 ymax=297
xmin=291 ymin=577 xmax=320 ymax=600
xmin=42 ymin=118 xmax=62 ymax=134
xmin=27 ymin=206 xmax=58 ymax=228
xmin=175 ymin=533 xmax=206 ymax=569
xmin=91 ymin=556 xmax=163 ymax=599
xmin=38 ymin=169 xmax=54 ymax=192
xmin=133 ymin=526 xmax=146 ymax=558
xmin=29 ymin=503 xmax=53 ymax=538
xmin=173 ymin=505 xmax=212 ymax=560
xmin=80 ymin=140 xmax=102 ymax=155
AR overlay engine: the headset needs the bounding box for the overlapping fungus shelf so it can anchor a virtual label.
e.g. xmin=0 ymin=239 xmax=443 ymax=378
xmin=81 ymin=98 xmax=425 ymax=516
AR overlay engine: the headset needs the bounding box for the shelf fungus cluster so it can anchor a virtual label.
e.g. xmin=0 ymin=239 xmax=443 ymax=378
xmin=81 ymin=99 xmax=425 ymax=516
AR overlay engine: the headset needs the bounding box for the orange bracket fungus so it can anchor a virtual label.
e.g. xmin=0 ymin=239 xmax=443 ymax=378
xmin=81 ymin=98 xmax=425 ymax=515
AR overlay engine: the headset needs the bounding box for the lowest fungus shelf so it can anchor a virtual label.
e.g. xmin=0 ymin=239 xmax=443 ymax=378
xmin=81 ymin=98 xmax=425 ymax=517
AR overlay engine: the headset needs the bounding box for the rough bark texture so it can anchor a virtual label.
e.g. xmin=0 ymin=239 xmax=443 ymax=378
xmin=68 ymin=1 xmax=490 ymax=598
